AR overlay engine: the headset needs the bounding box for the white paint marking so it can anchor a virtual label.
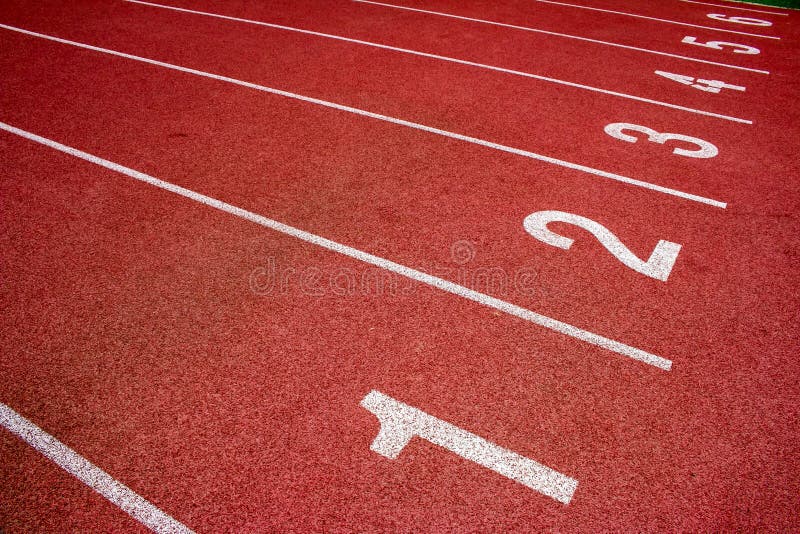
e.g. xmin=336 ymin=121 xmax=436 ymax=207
xmin=707 ymin=13 xmax=772 ymax=26
xmin=116 ymin=3 xmax=760 ymax=120
xmin=0 ymin=402 xmax=193 ymax=534
xmin=0 ymin=121 xmax=673 ymax=370
xmin=354 ymin=0 xmax=769 ymax=74
xmin=0 ymin=24 xmax=730 ymax=207
xmin=604 ymin=122 xmax=719 ymax=158
xmin=361 ymin=390 xmax=578 ymax=504
xmin=655 ymin=70 xmax=746 ymax=93
xmin=535 ymin=0 xmax=780 ymax=39
xmin=681 ymin=36 xmax=760 ymax=55
xmin=523 ymin=211 xmax=682 ymax=282
xmin=122 ymin=0 xmax=768 ymax=101
xmin=680 ymin=0 xmax=789 ymax=15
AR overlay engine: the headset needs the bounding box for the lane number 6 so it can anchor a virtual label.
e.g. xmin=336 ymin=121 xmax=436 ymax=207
xmin=604 ymin=122 xmax=719 ymax=159
xmin=707 ymin=14 xmax=772 ymax=27
xmin=523 ymin=211 xmax=682 ymax=282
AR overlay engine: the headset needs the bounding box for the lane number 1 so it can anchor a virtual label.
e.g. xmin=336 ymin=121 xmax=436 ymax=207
xmin=361 ymin=390 xmax=578 ymax=504
xmin=523 ymin=211 xmax=682 ymax=282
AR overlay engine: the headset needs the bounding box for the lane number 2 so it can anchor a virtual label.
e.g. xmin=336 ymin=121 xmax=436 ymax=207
xmin=361 ymin=390 xmax=578 ymax=504
xmin=604 ymin=123 xmax=718 ymax=158
xmin=707 ymin=14 xmax=772 ymax=27
xmin=655 ymin=70 xmax=745 ymax=93
xmin=523 ymin=211 xmax=682 ymax=282
xmin=682 ymin=36 xmax=760 ymax=55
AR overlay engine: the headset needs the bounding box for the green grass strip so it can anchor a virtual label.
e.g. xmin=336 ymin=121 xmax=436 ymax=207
xmin=726 ymin=0 xmax=799 ymax=8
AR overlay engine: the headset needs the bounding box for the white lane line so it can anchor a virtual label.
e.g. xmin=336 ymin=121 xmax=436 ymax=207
xmin=0 ymin=121 xmax=674 ymax=370
xmin=680 ymin=0 xmax=789 ymax=15
xmin=361 ymin=390 xmax=578 ymax=504
xmin=535 ymin=0 xmax=781 ymax=39
xmin=117 ymin=3 xmax=765 ymax=117
xmin=123 ymin=0 xmax=767 ymax=86
xmin=354 ymin=0 xmax=769 ymax=74
xmin=128 ymin=0 xmax=771 ymax=78
xmin=0 ymin=24 xmax=730 ymax=208
xmin=0 ymin=402 xmax=194 ymax=534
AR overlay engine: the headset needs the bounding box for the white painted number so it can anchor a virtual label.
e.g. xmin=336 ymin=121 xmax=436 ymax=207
xmin=707 ymin=14 xmax=772 ymax=26
xmin=655 ymin=70 xmax=746 ymax=93
xmin=604 ymin=123 xmax=718 ymax=159
xmin=361 ymin=390 xmax=578 ymax=504
xmin=523 ymin=211 xmax=682 ymax=282
xmin=681 ymin=36 xmax=760 ymax=55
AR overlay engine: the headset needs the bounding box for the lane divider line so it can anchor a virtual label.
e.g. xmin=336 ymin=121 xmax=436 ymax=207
xmin=127 ymin=0 xmax=772 ymax=76
xmin=535 ymin=0 xmax=781 ymax=39
xmin=0 ymin=401 xmax=194 ymax=534
xmin=125 ymin=0 xmax=769 ymax=84
xmin=0 ymin=121 xmax=674 ymax=371
xmin=680 ymin=0 xmax=789 ymax=16
xmin=124 ymin=0 xmax=767 ymax=91
xmin=0 ymin=23 xmax=731 ymax=208
xmin=40 ymin=4 xmax=759 ymax=123
xmin=353 ymin=0 xmax=769 ymax=74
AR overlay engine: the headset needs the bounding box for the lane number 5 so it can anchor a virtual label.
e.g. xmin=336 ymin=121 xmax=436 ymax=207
xmin=604 ymin=122 xmax=718 ymax=158
xmin=523 ymin=211 xmax=682 ymax=282
xmin=681 ymin=36 xmax=760 ymax=55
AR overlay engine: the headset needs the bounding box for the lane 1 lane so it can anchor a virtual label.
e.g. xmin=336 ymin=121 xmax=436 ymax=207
xmin=1 ymin=128 xmax=798 ymax=530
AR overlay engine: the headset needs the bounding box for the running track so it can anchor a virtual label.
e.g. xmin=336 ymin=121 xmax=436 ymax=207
xmin=1 ymin=0 xmax=798 ymax=531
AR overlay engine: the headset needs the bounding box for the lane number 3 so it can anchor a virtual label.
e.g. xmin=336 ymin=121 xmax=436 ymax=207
xmin=523 ymin=211 xmax=682 ymax=282
xmin=604 ymin=122 xmax=718 ymax=158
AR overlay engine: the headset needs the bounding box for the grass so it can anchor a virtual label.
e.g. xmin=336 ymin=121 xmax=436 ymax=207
xmin=728 ymin=0 xmax=799 ymax=8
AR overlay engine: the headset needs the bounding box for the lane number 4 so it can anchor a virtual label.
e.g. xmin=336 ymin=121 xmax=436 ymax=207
xmin=655 ymin=70 xmax=745 ymax=93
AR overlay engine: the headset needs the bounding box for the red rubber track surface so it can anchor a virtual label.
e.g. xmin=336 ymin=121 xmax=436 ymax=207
xmin=1 ymin=0 xmax=798 ymax=531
